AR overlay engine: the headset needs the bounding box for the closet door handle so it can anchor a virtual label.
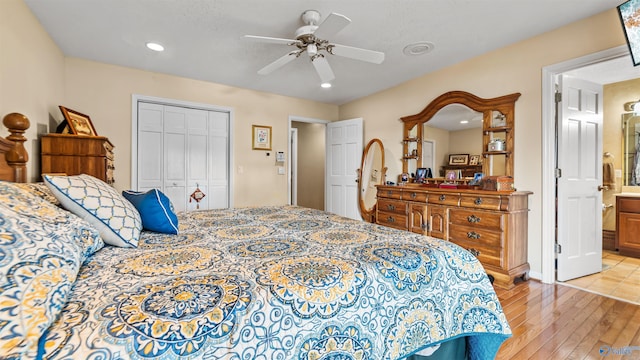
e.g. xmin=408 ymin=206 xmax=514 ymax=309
xmin=598 ymin=185 xmax=608 ymax=191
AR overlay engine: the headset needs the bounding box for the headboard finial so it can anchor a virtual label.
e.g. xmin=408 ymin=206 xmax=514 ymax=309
xmin=2 ymin=113 xmax=30 ymax=182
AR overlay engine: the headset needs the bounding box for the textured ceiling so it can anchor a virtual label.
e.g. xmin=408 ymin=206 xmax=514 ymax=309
xmin=24 ymin=0 xmax=624 ymax=105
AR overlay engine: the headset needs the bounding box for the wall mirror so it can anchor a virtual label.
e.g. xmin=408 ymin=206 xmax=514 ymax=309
xmin=358 ymin=139 xmax=387 ymax=222
xmin=401 ymin=91 xmax=521 ymax=180
xmin=622 ymin=112 xmax=640 ymax=186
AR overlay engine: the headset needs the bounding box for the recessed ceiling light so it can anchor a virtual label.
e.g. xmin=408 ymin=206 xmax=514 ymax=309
xmin=460 ymin=120 xmax=469 ymax=124
xmin=321 ymin=82 xmax=332 ymax=88
xmin=403 ymin=42 xmax=434 ymax=56
xmin=146 ymin=42 xmax=165 ymax=52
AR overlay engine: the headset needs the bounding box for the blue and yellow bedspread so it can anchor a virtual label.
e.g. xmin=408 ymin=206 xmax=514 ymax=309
xmin=39 ymin=206 xmax=510 ymax=359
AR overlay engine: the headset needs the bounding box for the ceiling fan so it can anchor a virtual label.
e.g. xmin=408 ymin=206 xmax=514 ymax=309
xmin=244 ymin=10 xmax=385 ymax=84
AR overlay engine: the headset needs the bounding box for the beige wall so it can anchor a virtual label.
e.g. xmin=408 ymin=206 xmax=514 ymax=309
xmin=340 ymin=9 xmax=626 ymax=276
xmin=62 ymin=59 xmax=338 ymax=206
xmin=1 ymin=0 xmax=66 ymax=182
xmin=603 ymin=78 xmax=640 ymax=230
xmin=292 ymin=121 xmax=325 ymax=210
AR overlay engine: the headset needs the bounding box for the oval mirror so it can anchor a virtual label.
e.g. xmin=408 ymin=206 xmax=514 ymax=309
xmin=358 ymin=139 xmax=386 ymax=222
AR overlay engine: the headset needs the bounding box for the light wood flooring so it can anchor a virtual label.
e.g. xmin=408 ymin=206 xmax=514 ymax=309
xmin=561 ymin=251 xmax=640 ymax=305
xmin=494 ymin=280 xmax=640 ymax=359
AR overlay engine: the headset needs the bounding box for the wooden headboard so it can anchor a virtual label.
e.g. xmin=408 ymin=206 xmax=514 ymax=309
xmin=0 ymin=113 xmax=30 ymax=183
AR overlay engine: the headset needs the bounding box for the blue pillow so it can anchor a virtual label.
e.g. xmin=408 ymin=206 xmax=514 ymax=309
xmin=122 ymin=189 xmax=179 ymax=234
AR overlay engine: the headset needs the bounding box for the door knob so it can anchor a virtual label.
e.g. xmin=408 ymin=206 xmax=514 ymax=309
xmin=597 ymin=185 xmax=609 ymax=191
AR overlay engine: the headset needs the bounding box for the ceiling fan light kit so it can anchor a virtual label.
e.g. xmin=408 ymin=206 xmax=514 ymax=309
xmin=245 ymin=10 xmax=385 ymax=85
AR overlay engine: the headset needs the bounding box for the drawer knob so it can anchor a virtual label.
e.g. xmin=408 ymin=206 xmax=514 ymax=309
xmin=387 ymin=204 xmax=396 ymax=211
xmin=467 ymin=231 xmax=481 ymax=239
xmin=467 ymin=215 xmax=481 ymax=223
xmin=411 ymin=192 xmax=417 ymax=199
xmin=468 ymin=248 xmax=480 ymax=257
xmin=387 ymin=216 xmax=395 ymax=223
xmin=439 ymin=195 xmax=446 ymax=201
xmin=474 ymin=197 xmax=483 ymax=205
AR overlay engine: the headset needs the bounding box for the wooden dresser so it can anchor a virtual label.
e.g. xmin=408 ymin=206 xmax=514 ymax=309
xmin=41 ymin=134 xmax=115 ymax=184
xmin=376 ymin=184 xmax=531 ymax=289
xmin=616 ymin=195 xmax=640 ymax=258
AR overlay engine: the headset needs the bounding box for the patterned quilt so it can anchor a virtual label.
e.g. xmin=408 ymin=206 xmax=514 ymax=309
xmin=36 ymin=205 xmax=510 ymax=360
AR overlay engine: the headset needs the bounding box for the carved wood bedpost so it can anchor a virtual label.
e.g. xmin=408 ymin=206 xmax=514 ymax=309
xmin=3 ymin=113 xmax=30 ymax=183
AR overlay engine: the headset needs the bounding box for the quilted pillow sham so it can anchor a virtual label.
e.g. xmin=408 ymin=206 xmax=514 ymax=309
xmin=44 ymin=174 xmax=142 ymax=248
xmin=122 ymin=189 xmax=179 ymax=234
xmin=0 ymin=181 xmax=103 ymax=358
xmin=13 ymin=182 xmax=61 ymax=206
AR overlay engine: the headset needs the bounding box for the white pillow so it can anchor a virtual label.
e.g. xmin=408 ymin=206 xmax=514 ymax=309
xmin=44 ymin=174 xmax=142 ymax=248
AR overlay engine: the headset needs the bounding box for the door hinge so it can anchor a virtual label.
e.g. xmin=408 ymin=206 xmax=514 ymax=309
xmin=555 ymin=168 xmax=562 ymax=178
xmin=555 ymin=243 xmax=562 ymax=254
xmin=555 ymin=92 xmax=562 ymax=103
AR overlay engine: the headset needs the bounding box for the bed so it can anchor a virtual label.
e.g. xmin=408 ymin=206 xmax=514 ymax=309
xmin=0 ymin=114 xmax=510 ymax=360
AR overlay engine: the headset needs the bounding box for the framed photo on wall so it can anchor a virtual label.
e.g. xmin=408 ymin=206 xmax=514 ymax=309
xmin=59 ymin=106 xmax=98 ymax=136
xmin=252 ymin=125 xmax=272 ymax=150
xmin=469 ymin=155 xmax=481 ymax=165
xmin=448 ymin=154 xmax=469 ymax=166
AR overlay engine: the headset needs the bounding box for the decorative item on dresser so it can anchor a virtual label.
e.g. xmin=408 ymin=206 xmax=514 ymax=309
xmin=40 ymin=134 xmax=115 ymax=184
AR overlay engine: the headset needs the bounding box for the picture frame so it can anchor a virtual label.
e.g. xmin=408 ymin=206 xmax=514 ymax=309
xmin=415 ymin=167 xmax=427 ymax=183
xmin=448 ymin=154 xmax=469 ymax=166
xmin=469 ymin=155 xmax=481 ymax=166
xmin=618 ymin=0 xmax=640 ymax=66
xmin=445 ymin=170 xmax=458 ymax=181
xmin=469 ymin=172 xmax=484 ymax=186
xmin=59 ymin=106 xmax=98 ymax=136
xmin=252 ymin=125 xmax=272 ymax=150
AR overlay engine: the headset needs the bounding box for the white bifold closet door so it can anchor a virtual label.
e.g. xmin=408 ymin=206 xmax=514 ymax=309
xmin=137 ymin=102 xmax=229 ymax=212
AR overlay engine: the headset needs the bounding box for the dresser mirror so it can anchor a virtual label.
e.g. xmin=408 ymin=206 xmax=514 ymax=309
xmin=401 ymin=91 xmax=520 ymax=180
xmin=358 ymin=139 xmax=387 ymax=222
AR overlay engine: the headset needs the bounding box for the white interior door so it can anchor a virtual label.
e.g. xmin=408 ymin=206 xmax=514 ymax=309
xmin=557 ymin=75 xmax=603 ymax=281
xmin=423 ymin=139 xmax=436 ymax=177
xmin=289 ymin=128 xmax=298 ymax=205
xmin=325 ymin=118 xmax=363 ymax=219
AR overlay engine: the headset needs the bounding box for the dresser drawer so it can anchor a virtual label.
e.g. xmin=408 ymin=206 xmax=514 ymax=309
xmin=377 ymin=211 xmax=408 ymax=230
xmin=378 ymin=188 xmax=403 ymax=200
xmin=427 ymin=192 xmax=459 ymax=206
xmin=449 ymin=208 xmax=503 ymax=231
xmin=377 ymin=198 xmax=407 ymax=214
xmin=450 ymin=238 xmax=503 ymax=268
xmin=404 ymin=190 xmax=428 ymax=202
xmin=459 ymin=194 xmax=502 ymax=210
xmin=449 ymin=223 xmax=502 ymax=248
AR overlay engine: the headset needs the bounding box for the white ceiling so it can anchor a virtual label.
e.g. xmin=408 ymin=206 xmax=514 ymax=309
xmin=24 ymin=0 xmax=625 ymax=105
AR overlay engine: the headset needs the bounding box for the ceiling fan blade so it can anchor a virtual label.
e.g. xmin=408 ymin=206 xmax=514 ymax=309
xmin=313 ymin=13 xmax=351 ymax=39
xmin=311 ymin=55 xmax=335 ymax=83
xmin=330 ymin=44 xmax=385 ymax=64
xmin=244 ymin=35 xmax=300 ymax=46
xmin=258 ymin=52 xmax=298 ymax=75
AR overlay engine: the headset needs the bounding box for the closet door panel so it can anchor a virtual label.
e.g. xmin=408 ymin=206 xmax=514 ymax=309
xmin=137 ymin=103 xmax=164 ymax=191
xmin=209 ymin=111 xmax=230 ymax=208
xmin=164 ymin=106 xmax=187 ymax=212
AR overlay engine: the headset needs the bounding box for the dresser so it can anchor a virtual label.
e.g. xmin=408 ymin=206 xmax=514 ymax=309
xmin=376 ymin=184 xmax=531 ymax=289
xmin=41 ymin=134 xmax=115 ymax=184
xmin=616 ymin=194 xmax=640 ymax=258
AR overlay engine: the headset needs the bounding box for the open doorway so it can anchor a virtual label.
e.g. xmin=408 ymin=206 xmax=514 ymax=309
xmin=542 ymin=45 xmax=640 ymax=304
xmin=288 ymin=116 xmax=328 ymax=210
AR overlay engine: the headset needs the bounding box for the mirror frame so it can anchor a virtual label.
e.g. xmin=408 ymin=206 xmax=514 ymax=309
xmin=358 ymin=139 xmax=387 ymax=222
xmin=401 ymin=90 xmax=521 ymax=177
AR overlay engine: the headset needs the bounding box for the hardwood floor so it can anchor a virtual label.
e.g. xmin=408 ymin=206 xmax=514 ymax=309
xmin=494 ymin=280 xmax=640 ymax=359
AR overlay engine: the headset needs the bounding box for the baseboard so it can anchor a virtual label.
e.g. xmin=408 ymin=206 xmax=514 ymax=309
xmin=603 ymin=230 xmax=616 ymax=251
